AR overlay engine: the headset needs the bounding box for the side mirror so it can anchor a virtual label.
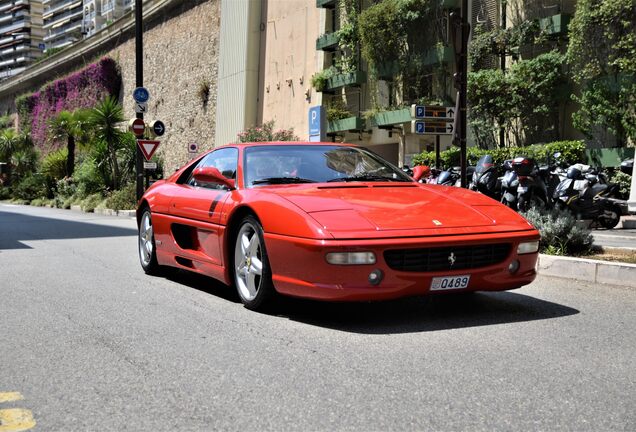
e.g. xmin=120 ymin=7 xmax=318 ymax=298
xmin=192 ymin=166 xmax=235 ymax=189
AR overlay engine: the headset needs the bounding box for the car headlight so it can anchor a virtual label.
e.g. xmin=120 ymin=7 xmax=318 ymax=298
xmin=326 ymin=252 xmax=376 ymax=265
xmin=517 ymin=241 xmax=539 ymax=254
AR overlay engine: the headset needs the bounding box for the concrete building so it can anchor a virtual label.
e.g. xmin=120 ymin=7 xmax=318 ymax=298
xmin=42 ymin=0 xmax=84 ymax=50
xmin=82 ymin=0 xmax=134 ymax=38
xmin=0 ymin=0 xmax=44 ymax=81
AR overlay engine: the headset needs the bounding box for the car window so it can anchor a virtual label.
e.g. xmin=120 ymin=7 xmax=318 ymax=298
xmin=243 ymin=145 xmax=411 ymax=187
xmin=186 ymin=147 xmax=238 ymax=189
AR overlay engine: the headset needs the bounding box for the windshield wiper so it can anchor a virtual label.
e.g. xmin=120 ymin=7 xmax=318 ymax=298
xmin=252 ymin=177 xmax=317 ymax=185
xmin=327 ymin=174 xmax=409 ymax=183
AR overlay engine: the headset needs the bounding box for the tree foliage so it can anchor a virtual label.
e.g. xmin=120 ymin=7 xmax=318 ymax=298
xmin=237 ymin=120 xmax=299 ymax=142
xmin=566 ymin=0 xmax=636 ymax=145
xmin=468 ymin=51 xmax=567 ymax=148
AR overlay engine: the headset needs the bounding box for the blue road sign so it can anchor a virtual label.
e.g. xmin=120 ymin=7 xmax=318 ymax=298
xmin=133 ymin=87 xmax=150 ymax=103
xmin=308 ymin=106 xmax=326 ymax=141
xmin=415 ymin=105 xmax=425 ymax=118
xmin=415 ymin=121 xmax=425 ymax=134
xmin=151 ymin=120 xmax=165 ymax=137
xmin=38 ymin=43 xmax=46 ymax=51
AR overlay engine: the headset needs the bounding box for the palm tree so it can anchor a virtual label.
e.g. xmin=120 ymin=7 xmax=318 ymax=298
xmin=49 ymin=109 xmax=90 ymax=176
xmin=88 ymin=97 xmax=125 ymax=190
xmin=0 ymin=128 xmax=19 ymax=161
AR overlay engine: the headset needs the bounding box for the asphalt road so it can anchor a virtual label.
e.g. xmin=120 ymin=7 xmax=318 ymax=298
xmin=1 ymin=203 xmax=634 ymax=431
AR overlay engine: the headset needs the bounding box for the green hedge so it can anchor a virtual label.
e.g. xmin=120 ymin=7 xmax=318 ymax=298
xmin=412 ymin=140 xmax=586 ymax=168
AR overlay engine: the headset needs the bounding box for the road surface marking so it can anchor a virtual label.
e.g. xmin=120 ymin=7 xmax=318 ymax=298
xmin=0 ymin=393 xmax=36 ymax=431
xmin=0 ymin=395 xmax=22 ymax=404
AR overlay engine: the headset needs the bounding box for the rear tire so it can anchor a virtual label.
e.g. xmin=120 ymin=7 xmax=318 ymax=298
xmin=598 ymin=205 xmax=620 ymax=229
xmin=233 ymin=216 xmax=276 ymax=310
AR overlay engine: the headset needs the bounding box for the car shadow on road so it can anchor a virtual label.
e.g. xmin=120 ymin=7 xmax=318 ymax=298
xmin=0 ymin=209 xmax=137 ymax=250
xmin=273 ymin=291 xmax=580 ymax=334
xmin=163 ymin=268 xmax=580 ymax=334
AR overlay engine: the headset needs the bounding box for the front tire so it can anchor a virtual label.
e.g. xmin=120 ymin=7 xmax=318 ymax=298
xmin=138 ymin=208 xmax=161 ymax=274
xmin=233 ymin=216 xmax=275 ymax=310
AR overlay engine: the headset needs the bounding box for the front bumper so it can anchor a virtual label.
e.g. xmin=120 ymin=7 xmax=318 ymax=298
xmin=265 ymin=230 xmax=540 ymax=301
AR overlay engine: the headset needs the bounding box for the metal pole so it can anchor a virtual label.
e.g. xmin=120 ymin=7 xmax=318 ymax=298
xmin=499 ymin=0 xmax=506 ymax=148
xmin=135 ymin=0 xmax=144 ymax=201
xmin=435 ymin=135 xmax=440 ymax=169
xmin=459 ymin=0 xmax=469 ymax=188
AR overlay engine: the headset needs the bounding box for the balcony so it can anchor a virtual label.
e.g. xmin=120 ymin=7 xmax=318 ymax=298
xmin=316 ymin=0 xmax=336 ymax=8
xmin=316 ymin=32 xmax=340 ymax=51
xmin=323 ymin=71 xmax=366 ymax=93
xmin=327 ymin=116 xmax=365 ymax=134
xmin=368 ymin=108 xmax=411 ymax=128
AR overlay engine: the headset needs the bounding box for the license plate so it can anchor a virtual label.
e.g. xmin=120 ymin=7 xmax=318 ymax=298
xmin=517 ymin=186 xmax=529 ymax=193
xmin=430 ymin=275 xmax=471 ymax=291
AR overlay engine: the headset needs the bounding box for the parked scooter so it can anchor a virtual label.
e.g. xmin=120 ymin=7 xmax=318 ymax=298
xmin=500 ymin=159 xmax=519 ymax=210
xmin=553 ymin=166 xmax=624 ymax=229
xmin=436 ymin=167 xmax=461 ymax=186
xmin=620 ymin=158 xmax=633 ymax=175
xmin=470 ymin=154 xmax=500 ymax=200
xmin=511 ymin=156 xmax=552 ymax=211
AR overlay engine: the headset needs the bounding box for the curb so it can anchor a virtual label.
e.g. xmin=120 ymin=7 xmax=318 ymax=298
xmin=538 ymin=254 xmax=636 ymax=289
xmin=67 ymin=205 xmax=135 ymax=218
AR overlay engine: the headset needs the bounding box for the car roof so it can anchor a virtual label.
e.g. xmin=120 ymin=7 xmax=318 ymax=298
xmin=225 ymin=141 xmax=360 ymax=148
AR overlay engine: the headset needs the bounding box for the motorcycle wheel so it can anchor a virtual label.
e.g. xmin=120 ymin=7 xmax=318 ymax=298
xmin=598 ymin=205 xmax=621 ymax=229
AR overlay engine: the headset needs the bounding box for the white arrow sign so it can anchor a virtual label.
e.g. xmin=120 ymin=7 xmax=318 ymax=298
xmin=134 ymin=102 xmax=148 ymax=113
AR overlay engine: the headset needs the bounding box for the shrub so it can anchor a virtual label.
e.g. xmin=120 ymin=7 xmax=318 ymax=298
xmin=42 ymin=148 xmax=69 ymax=181
xmin=104 ymin=183 xmax=137 ymax=211
xmin=609 ymin=170 xmax=631 ymax=200
xmin=412 ymin=140 xmax=586 ymax=168
xmin=521 ymin=206 xmax=593 ymax=256
xmin=12 ymin=174 xmax=49 ymax=201
xmin=80 ymin=193 xmax=105 ymax=212
xmin=73 ymin=158 xmax=105 ymax=198
xmin=237 ymin=120 xmax=299 ymax=142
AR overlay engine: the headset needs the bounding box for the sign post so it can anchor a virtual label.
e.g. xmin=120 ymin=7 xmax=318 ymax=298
xmin=134 ymin=0 xmax=145 ymax=200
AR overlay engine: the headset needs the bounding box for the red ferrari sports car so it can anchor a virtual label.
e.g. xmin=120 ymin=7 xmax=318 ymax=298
xmin=137 ymin=142 xmax=540 ymax=310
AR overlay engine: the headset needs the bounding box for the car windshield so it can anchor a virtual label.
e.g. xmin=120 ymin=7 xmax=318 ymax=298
xmin=243 ymin=145 xmax=412 ymax=187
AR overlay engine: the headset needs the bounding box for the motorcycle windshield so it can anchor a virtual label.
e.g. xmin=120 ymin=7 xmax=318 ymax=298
xmin=475 ymin=155 xmax=494 ymax=174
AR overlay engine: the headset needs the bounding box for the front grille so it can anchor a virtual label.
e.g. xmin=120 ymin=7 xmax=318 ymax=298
xmin=384 ymin=243 xmax=511 ymax=272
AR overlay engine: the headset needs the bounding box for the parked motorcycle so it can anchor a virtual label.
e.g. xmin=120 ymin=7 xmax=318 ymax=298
xmin=553 ymin=166 xmax=624 ymax=229
xmin=470 ymin=154 xmax=500 ymax=200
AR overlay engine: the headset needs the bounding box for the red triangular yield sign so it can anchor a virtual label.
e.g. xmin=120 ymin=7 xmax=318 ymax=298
xmin=137 ymin=140 xmax=160 ymax=161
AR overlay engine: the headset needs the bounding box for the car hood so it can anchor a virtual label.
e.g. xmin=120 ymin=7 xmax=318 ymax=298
xmin=272 ymin=183 xmax=532 ymax=238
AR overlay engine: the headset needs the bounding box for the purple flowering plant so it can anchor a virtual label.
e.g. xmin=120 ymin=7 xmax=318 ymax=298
xmin=16 ymin=57 xmax=122 ymax=153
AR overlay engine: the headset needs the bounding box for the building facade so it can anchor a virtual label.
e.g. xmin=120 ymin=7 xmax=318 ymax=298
xmin=42 ymin=0 xmax=84 ymax=50
xmin=0 ymin=0 xmax=44 ymax=81
xmin=82 ymin=0 xmax=134 ymax=38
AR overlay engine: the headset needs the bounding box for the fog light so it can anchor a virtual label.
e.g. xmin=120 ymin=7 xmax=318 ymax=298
xmin=508 ymin=260 xmax=520 ymax=274
xmin=368 ymin=269 xmax=383 ymax=286
xmin=517 ymin=241 xmax=539 ymax=254
xmin=326 ymin=252 xmax=376 ymax=265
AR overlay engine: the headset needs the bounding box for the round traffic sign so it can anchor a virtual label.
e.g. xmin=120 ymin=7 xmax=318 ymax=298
xmin=151 ymin=120 xmax=165 ymax=137
xmin=133 ymin=87 xmax=150 ymax=103
xmin=129 ymin=118 xmax=146 ymax=137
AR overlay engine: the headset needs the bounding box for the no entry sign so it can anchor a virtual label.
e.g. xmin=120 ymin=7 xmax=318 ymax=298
xmin=129 ymin=118 xmax=146 ymax=138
